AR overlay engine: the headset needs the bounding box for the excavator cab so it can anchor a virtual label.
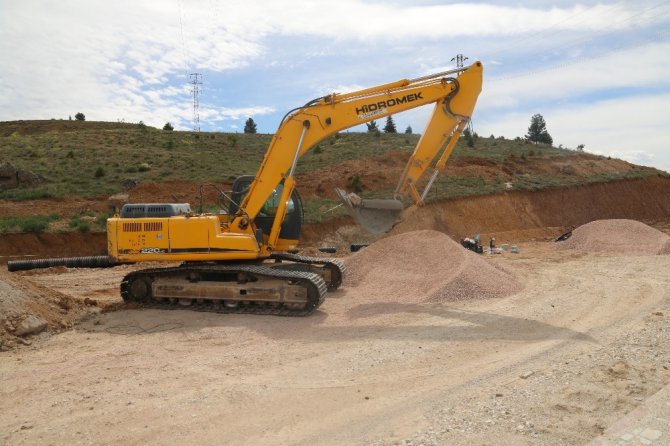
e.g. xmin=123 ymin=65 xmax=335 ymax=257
xmin=229 ymin=175 xmax=303 ymax=243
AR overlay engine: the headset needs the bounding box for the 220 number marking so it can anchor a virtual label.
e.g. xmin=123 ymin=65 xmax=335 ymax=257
xmin=140 ymin=247 xmax=165 ymax=254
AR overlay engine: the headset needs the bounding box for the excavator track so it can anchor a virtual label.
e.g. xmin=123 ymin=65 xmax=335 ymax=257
xmin=269 ymin=252 xmax=346 ymax=291
xmin=121 ymin=264 xmax=328 ymax=317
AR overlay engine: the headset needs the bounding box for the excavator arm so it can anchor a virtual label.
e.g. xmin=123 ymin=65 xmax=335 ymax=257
xmin=394 ymin=63 xmax=483 ymax=204
xmin=234 ymin=61 xmax=483 ymax=243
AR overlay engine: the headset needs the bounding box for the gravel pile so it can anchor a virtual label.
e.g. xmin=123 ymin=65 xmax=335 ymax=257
xmin=343 ymin=230 xmax=523 ymax=303
xmin=556 ymin=219 xmax=670 ymax=255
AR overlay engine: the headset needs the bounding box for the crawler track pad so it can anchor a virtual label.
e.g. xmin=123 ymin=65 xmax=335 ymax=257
xmin=335 ymin=188 xmax=403 ymax=235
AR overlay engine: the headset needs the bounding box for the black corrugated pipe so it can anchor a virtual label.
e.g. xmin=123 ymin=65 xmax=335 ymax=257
xmin=7 ymin=256 xmax=120 ymax=272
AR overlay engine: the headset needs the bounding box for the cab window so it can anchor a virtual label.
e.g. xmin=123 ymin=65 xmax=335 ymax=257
xmin=259 ymin=184 xmax=295 ymax=217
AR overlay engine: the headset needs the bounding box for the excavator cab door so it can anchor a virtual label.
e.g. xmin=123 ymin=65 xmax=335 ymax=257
xmin=230 ymin=175 xmax=304 ymax=241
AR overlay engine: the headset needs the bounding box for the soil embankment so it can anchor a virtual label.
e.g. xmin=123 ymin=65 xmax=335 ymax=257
xmin=0 ymin=232 xmax=107 ymax=263
xmin=1 ymin=175 xmax=669 ymax=260
xmin=391 ymin=174 xmax=670 ymax=240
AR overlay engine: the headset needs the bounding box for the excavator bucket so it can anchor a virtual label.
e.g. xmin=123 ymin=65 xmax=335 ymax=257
xmin=335 ymin=188 xmax=403 ymax=235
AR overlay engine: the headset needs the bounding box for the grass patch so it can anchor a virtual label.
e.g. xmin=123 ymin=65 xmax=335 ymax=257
xmin=302 ymin=198 xmax=347 ymax=223
xmin=0 ymin=188 xmax=54 ymax=201
xmin=0 ymin=214 xmax=60 ymax=233
xmin=1 ymin=120 xmax=665 ymax=217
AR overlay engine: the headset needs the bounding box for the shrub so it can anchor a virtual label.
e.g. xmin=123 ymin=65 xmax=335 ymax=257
xmin=138 ymin=162 xmax=151 ymax=172
xmin=163 ymin=122 xmax=174 ymax=131
xmin=350 ymin=175 xmax=363 ymax=193
xmin=74 ymin=112 xmax=85 ymax=121
xmin=0 ymin=214 xmax=60 ymax=233
xmin=0 ymin=189 xmax=54 ymax=201
xmin=69 ymin=215 xmax=91 ymax=232
xmin=94 ymin=167 xmax=105 ymax=178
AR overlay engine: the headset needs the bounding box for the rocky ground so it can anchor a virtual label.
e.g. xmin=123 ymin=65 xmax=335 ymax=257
xmin=1 ymin=225 xmax=668 ymax=445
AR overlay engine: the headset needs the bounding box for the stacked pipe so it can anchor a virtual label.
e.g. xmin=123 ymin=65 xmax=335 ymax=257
xmin=7 ymin=256 xmax=120 ymax=272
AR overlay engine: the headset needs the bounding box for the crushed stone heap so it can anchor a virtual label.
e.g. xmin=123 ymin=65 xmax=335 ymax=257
xmin=343 ymin=229 xmax=523 ymax=303
xmin=556 ymin=219 xmax=670 ymax=255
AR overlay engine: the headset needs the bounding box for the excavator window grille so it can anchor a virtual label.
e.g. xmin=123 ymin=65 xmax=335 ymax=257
xmin=123 ymin=222 xmax=142 ymax=232
xmin=148 ymin=206 xmax=167 ymax=214
xmin=143 ymin=222 xmax=163 ymax=232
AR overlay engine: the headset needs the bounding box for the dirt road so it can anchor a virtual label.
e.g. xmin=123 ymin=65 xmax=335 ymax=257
xmin=1 ymin=243 xmax=669 ymax=445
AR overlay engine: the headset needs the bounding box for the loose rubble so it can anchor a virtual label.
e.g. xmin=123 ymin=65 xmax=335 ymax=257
xmin=556 ymin=219 xmax=670 ymax=255
xmin=344 ymin=229 xmax=523 ymax=303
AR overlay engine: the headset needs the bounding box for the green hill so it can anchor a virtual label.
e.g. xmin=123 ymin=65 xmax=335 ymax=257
xmin=0 ymin=120 xmax=664 ymax=226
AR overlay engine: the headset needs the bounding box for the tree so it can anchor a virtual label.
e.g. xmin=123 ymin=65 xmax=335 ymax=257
xmin=366 ymin=120 xmax=379 ymax=133
xmin=244 ymin=118 xmax=257 ymax=134
xmin=404 ymin=125 xmax=412 ymax=134
xmin=526 ymin=114 xmax=553 ymax=145
xmin=383 ymin=116 xmax=397 ymax=133
xmin=163 ymin=122 xmax=174 ymax=131
xmin=74 ymin=112 xmax=85 ymax=121
xmin=462 ymin=127 xmax=475 ymax=148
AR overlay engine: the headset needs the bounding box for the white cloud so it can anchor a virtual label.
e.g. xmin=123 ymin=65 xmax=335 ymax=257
xmin=0 ymin=0 xmax=668 ymax=172
xmin=0 ymin=0 xmax=263 ymax=126
xmin=234 ymin=1 xmax=655 ymax=40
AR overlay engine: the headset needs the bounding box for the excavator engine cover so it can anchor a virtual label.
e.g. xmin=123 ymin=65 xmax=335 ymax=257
xmin=335 ymin=188 xmax=403 ymax=235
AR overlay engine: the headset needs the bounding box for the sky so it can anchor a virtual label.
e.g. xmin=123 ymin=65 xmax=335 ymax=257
xmin=1 ymin=0 xmax=669 ymax=171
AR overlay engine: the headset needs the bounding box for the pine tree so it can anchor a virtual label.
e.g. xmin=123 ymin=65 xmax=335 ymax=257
xmin=244 ymin=118 xmax=257 ymax=134
xmin=404 ymin=125 xmax=412 ymax=134
xmin=462 ymin=127 xmax=474 ymax=147
xmin=74 ymin=112 xmax=85 ymax=121
xmin=366 ymin=120 xmax=379 ymax=133
xmin=383 ymin=116 xmax=397 ymax=133
xmin=526 ymin=114 xmax=553 ymax=145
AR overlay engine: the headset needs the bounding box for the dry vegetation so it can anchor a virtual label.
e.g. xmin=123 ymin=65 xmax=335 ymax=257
xmin=1 ymin=120 xmax=663 ymax=228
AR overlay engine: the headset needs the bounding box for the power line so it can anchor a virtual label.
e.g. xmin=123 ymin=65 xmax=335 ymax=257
xmin=482 ymin=1 xmax=670 ymax=83
xmin=480 ymin=1 xmax=613 ymax=61
xmin=177 ymin=0 xmax=191 ymax=74
xmin=488 ymin=28 xmax=669 ymax=83
xmin=480 ymin=0 xmax=669 ymax=64
xmin=527 ymin=2 xmax=670 ymax=60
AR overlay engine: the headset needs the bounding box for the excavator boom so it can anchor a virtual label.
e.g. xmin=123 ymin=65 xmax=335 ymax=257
xmin=240 ymin=62 xmax=483 ymax=238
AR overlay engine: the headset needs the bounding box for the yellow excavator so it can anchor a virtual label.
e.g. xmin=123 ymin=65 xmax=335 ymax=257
xmin=9 ymin=61 xmax=483 ymax=316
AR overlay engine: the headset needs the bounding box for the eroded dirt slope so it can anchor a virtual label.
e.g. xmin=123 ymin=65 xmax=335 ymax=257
xmin=2 ymin=175 xmax=668 ymax=261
